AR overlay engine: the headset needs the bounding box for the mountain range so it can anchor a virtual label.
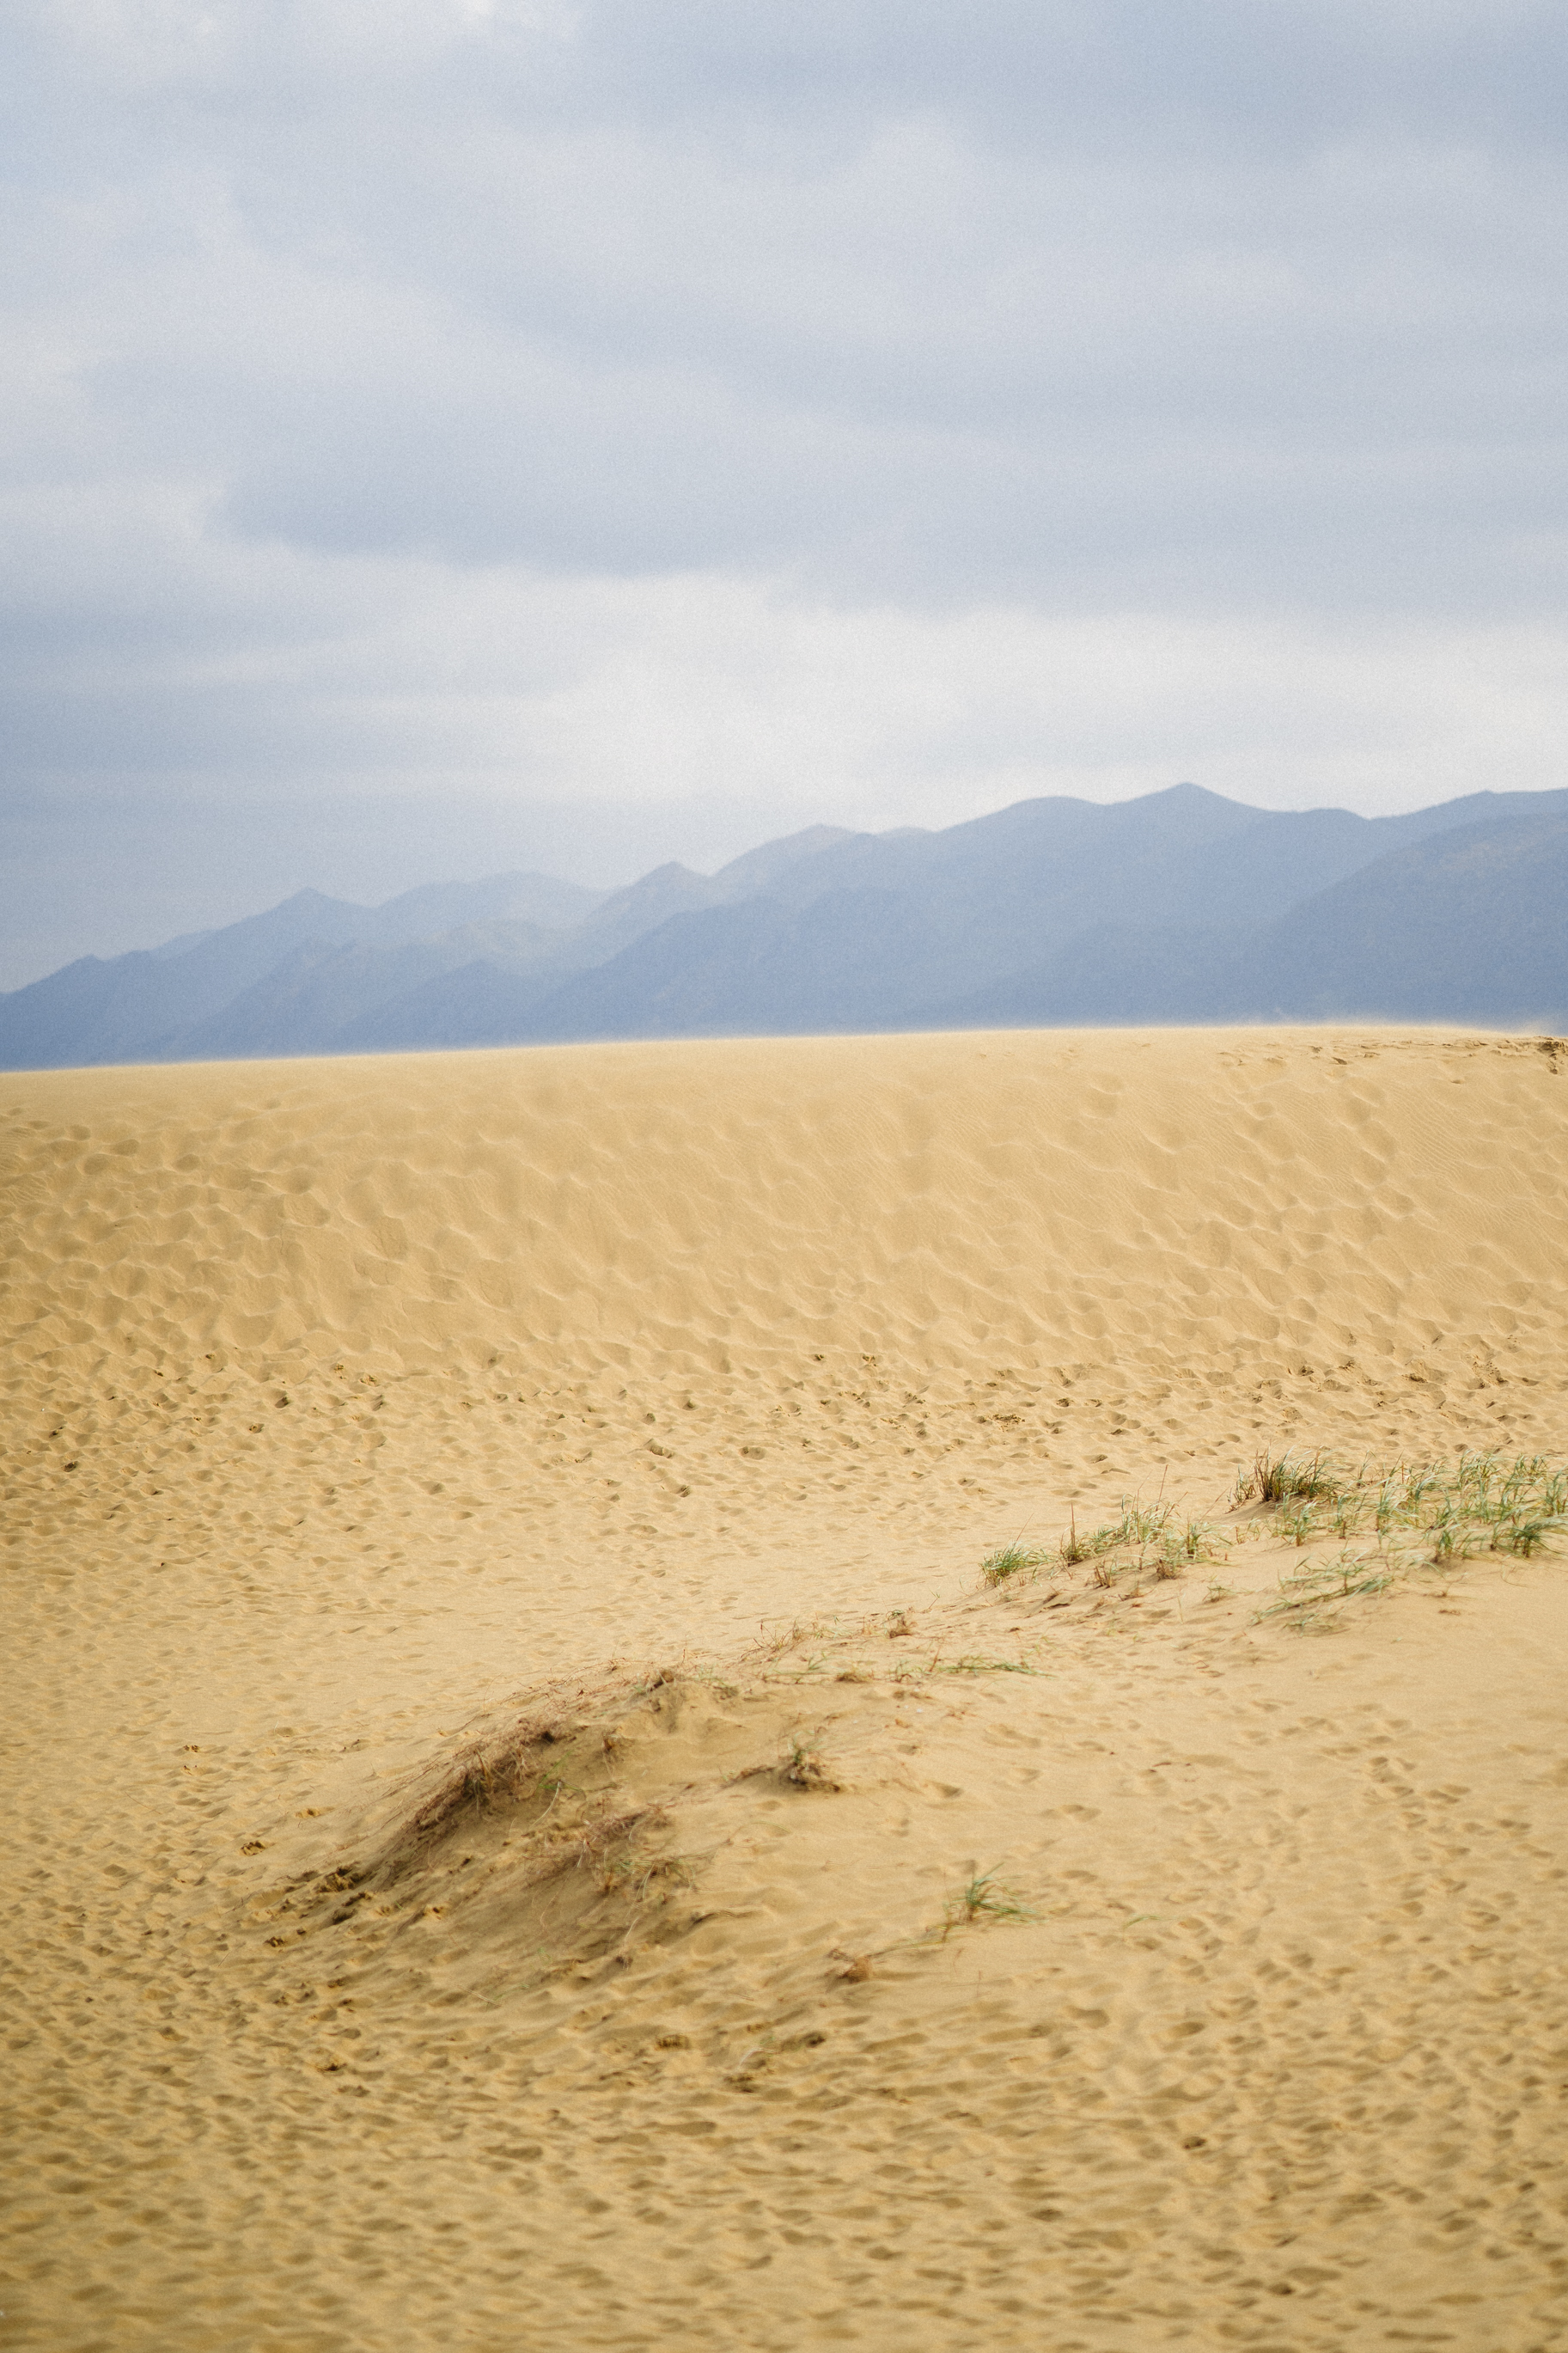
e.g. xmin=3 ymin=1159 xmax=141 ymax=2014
xmin=3 ymin=784 xmax=1565 ymax=1071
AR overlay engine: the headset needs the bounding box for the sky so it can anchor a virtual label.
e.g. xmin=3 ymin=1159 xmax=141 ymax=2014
xmin=3 ymin=0 xmax=1566 ymax=985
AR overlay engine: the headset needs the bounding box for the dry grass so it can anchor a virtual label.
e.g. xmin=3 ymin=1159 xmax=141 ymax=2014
xmin=394 ymin=1708 xmax=590 ymax=1863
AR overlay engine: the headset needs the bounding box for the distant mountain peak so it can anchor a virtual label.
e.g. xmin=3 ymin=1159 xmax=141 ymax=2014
xmin=3 ymin=785 xmax=1565 ymax=1069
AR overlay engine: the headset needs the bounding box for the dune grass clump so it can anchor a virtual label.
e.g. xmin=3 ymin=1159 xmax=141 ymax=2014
xmin=781 ymin=1727 xmax=841 ymax=1789
xmin=981 ymin=1496 xmax=1226 ymax=1594
xmin=1062 ymin=1500 xmax=1172 ymax=1573
xmin=941 ymin=1867 xmax=1037 ymax=1938
xmin=1248 ymin=1449 xmax=1567 ymax=1630
xmin=982 ymin=1450 xmax=1565 ymax=1623
xmin=1237 ymin=1449 xmax=1340 ymax=1507
xmin=396 ymin=1711 xmax=588 ymax=1860
xmin=1471 ymin=1454 xmax=1568 ymax=1554
xmin=1258 ymin=1552 xmax=1394 ymax=1630
xmin=980 ymin=1539 xmax=1051 ymax=1586
xmin=1168 ymin=1516 xmax=1223 ymax=1567
xmin=1249 ymin=1449 xmax=1566 ymax=1565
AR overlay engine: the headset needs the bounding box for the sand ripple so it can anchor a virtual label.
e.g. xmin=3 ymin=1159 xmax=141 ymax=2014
xmin=3 ymin=1027 xmax=1566 ymax=2349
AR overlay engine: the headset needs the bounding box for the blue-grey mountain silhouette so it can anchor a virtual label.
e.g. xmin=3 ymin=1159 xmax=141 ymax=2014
xmin=3 ymin=787 xmax=1564 ymax=1071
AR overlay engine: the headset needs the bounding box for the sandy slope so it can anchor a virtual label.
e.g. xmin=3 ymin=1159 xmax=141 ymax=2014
xmin=3 ymin=1026 xmax=1565 ymax=2351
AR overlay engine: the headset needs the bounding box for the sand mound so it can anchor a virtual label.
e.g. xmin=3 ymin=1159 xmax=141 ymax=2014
xmin=4 ymin=1028 xmax=1566 ymax=2350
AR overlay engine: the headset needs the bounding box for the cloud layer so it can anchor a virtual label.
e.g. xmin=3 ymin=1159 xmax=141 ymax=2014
xmin=3 ymin=1 xmax=1566 ymax=976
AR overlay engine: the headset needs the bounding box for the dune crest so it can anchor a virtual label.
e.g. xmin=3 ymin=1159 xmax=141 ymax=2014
xmin=8 ymin=1027 xmax=1566 ymax=1389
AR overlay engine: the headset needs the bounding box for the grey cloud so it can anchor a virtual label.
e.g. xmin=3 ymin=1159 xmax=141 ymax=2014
xmin=540 ymin=3 xmax=1568 ymax=174
xmin=8 ymin=2 xmax=1566 ymax=608
xmin=61 ymin=3 xmax=1564 ymax=157
xmin=36 ymin=133 xmax=1559 ymax=608
xmin=2 ymin=0 xmax=1566 ymax=971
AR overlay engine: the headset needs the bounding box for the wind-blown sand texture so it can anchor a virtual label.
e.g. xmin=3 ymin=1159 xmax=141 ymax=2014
xmin=3 ymin=1025 xmax=1566 ymax=2352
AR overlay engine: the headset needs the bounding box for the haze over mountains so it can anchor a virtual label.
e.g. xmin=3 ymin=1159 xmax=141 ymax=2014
xmin=3 ymin=784 xmax=1565 ymax=1072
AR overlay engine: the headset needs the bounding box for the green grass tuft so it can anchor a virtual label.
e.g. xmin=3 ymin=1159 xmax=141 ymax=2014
xmin=942 ymin=1867 xmax=1037 ymax=1936
xmin=980 ymin=1539 xmax=1049 ymax=1586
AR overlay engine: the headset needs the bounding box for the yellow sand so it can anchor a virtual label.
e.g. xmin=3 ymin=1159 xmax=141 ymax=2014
xmin=3 ymin=1026 xmax=1565 ymax=2350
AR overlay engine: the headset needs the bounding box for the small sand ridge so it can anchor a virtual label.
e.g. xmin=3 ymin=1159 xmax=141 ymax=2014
xmin=3 ymin=1026 xmax=1566 ymax=2350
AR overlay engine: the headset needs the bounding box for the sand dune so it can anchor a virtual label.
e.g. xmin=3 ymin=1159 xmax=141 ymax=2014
xmin=3 ymin=1027 xmax=1566 ymax=2350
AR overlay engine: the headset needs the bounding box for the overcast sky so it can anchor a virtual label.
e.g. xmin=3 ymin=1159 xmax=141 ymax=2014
xmin=3 ymin=1 xmax=1566 ymax=982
